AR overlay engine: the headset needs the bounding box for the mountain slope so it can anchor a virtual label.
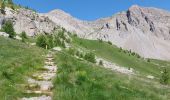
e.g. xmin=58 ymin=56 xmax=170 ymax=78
xmin=52 ymin=36 xmax=170 ymax=100
xmin=46 ymin=5 xmax=170 ymax=61
xmin=0 ymin=36 xmax=46 ymax=99
xmin=1 ymin=5 xmax=170 ymax=60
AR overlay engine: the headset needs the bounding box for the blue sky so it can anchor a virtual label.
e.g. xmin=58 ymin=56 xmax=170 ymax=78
xmin=13 ymin=0 xmax=170 ymax=21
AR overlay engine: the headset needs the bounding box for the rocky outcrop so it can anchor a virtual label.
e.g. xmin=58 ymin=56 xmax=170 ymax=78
xmin=0 ymin=8 xmax=56 ymax=36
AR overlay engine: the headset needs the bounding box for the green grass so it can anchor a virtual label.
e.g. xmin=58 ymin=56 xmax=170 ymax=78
xmin=0 ymin=36 xmax=46 ymax=100
xmin=1 ymin=34 xmax=170 ymax=100
xmin=72 ymin=37 xmax=170 ymax=78
xmin=53 ymin=51 xmax=170 ymax=100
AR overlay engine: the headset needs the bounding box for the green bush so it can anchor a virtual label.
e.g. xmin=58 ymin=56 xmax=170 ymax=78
xmin=98 ymin=39 xmax=103 ymax=43
xmin=99 ymin=60 xmax=103 ymax=66
xmin=58 ymin=30 xmax=65 ymax=39
xmin=21 ymin=31 xmax=27 ymax=39
xmin=36 ymin=34 xmax=48 ymax=49
xmin=160 ymin=68 xmax=169 ymax=85
xmin=65 ymin=38 xmax=71 ymax=43
xmin=68 ymin=48 xmax=76 ymax=55
xmin=119 ymin=47 xmax=122 ymax=52
xmin=73 ymin=34 xmax=77 ymax=37
xmin=54 ymin=36 xmax=62 ymax=46
xmin=76 ymin=71 xmax=87 ymax=85
xmin=136 ymin=54 xmax=141 ymax=58
xmin=61 ymin=40 xmax=66 ymax=48
xmin=2 ymin=20 xmax=16 ymax=38
xmin=107 ymin=41 xmax=112 ymax=45
xmin=47 ymin=35 xmax=54 ymax=49
xmin=147 ymin=59 xmax=151 ymax=62
xmin=84 ymin=52 xmax=96 ymax=63
xmin=76 ymin=51 xmax=80 ymax=57
xmin=21 ymin=31 xmax=27 ymax=42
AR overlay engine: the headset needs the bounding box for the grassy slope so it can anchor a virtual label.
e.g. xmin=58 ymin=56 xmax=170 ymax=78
xmin=72 ymin=37 xmax=170 ymax=77
xmin=53 ymin=51 xmax=169 ymax=100
xmin=52 ymin=36 xmax=170 ymax=100
xmin=0 ymin=36 xmax=46 ymax=100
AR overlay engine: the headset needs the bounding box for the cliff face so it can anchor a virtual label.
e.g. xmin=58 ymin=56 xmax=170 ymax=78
xmin=1 ymin=5 xmax=170 ymax=60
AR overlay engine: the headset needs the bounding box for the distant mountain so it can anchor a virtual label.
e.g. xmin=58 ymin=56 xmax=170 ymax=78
xmin=1 ymin=5 xmax=170 ymax=60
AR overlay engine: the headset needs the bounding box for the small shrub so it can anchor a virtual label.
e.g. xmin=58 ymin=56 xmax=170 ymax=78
xmin=21 ymin=31 xmax=27 ymax=42
xmin=58 ymin=30 xmax=65 ymax=39
xmin=98 ymin=39 xmax=103 ymax=43
xmin=21 ymin=31 xmax=27 ymax=39
xmin=131 ymin=52 xmax=136 ymax=56
xmin=61 ymin=41 xmax=66 ymax=48
xmin=36 ymin=34 xmax=48 ymax=49
xmin=79 ymin=53 xmax=84 ymax=58
xmin=107 ymin=41 xmax=112 ymax=45
xmin=84 ymin=52 xmax=96 ymax=63
xmin=73 ymin=34 xmax=77 ymax=37
xmin=2 ymin=71 xmax=11 ymax=80
xmin=99 ymin=60 xmax=103 ymax=66
xmin=119 ymin=47 xmax=122 ymax=52
xmin=47 ymin=35 xmax=54 ymax=49
xmin=160 ymin=68 xmax=169 ymax=85
xmin=68 ymin=48 xmax=76 ymax=55
xmin=136 ymin=54 xmax=141 ymax=58
xmin=2 ymin=20 xmax=16 ymax=38
xmin=76 ymin=51 xmax=80 ymax=57
xmin=129 ymin=49 xmax=132 ymax=53
xmin=76 ymin=71 xmax=87 ymax=85
xmin=147 ymin=59 xmax=151 ymax=62
xmin=65 ymin=38 xmax=71 ymax=43
xmin=54 ymin=36 xmax=61 ymax=46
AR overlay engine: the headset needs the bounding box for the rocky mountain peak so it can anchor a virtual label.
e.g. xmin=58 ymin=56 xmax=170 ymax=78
xmin=48 ymin=9 xmax=72 ymax=18
xmin=128 ymin=5 xmax=141 ymax=11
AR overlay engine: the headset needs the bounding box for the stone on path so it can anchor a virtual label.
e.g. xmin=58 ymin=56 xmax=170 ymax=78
xmin=21 ymin=95 xmax=51 ymax=100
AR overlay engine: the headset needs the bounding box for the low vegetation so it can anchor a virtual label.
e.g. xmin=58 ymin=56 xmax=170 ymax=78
xmin=160 ymin=67 xmax=169 ymax=85
xmin=53 ymin=51 xmax=170 ymax=100
xmin=36 ymin=29 xmax=70 ymax=49
xmin=0 ymin=36 xmax=46 ymax=99
xmin=72 ymin=37 xmax=170 ymax=78
xmin=67 ymin=47 xmax=96 ymax=63
xmin=20 ymin=31 xmax=27 ymax=42
xmin=1 ymin=20 xmax=16 ymax=38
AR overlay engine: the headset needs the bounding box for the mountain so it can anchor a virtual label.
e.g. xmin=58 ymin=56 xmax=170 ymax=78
xmin=1 ymin=5 xmax=170 ymax=60
xmin=45 ymin=5 xmax=170 ymax=61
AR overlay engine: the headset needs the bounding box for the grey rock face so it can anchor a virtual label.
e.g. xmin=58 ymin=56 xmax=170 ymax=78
xmin=0 ymin=8 xmax=56 ymax=36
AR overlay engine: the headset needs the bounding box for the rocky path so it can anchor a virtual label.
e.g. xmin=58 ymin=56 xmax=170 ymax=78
xmin=96 ymin=57 xmax=134 ymax=75
xmin=20 ymin=53 xmax=57 ymax=100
